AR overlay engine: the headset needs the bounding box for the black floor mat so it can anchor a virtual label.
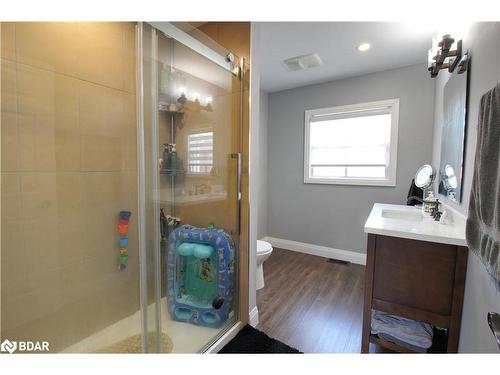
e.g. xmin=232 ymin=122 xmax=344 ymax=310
xmin=218 ymin=325 xmax=302 ymax=353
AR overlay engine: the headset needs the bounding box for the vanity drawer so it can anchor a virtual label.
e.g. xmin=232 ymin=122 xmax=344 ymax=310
xmin=372 ymin=235 xmax=457 ymax=317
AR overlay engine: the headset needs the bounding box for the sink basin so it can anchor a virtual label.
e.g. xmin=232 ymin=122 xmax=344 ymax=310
xmin=364 ymin=203 xmax=467 ymax=246
xmin=381 ymin=208 xmax=423 ymax=222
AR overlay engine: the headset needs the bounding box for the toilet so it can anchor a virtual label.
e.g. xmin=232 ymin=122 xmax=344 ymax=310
xmin=256 ymin=240 xmax=273 ymax=290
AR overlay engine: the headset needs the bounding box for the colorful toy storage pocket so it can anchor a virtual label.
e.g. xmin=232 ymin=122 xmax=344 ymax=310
xmin=166 ymin=225 xmax=235 ymax=328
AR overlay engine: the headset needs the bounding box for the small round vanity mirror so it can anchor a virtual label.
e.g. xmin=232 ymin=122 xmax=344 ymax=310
xmin=415 ymin=164 xmax=435 ymax=189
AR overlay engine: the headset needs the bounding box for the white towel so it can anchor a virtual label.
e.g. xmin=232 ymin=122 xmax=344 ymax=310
xmin=377 ymin=333 xmax=427 ymax=353
xmin=371 ymin=310 xmax=433 ymax=349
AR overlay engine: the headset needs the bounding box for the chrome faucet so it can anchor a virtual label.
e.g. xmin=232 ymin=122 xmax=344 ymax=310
xmin=430 ymin=204 xmax=442 ymax=220
xmin=406 ymin=195 xmax=442 ymax=220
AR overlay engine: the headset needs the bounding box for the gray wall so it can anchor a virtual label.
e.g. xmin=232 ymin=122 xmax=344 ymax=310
xmin=257 ymin=91 xmax=269 ymax=239
xmin=267 ymin=64 xmax=435 ymax=253
xmin=431 ymin=22 xmax=500 ymax=352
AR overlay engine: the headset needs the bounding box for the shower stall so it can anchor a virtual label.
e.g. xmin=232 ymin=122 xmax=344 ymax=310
xmin=0 ymin=21 xmax=247 ymax=353
xmin=136 ymin=22 xmax=245 ymax=352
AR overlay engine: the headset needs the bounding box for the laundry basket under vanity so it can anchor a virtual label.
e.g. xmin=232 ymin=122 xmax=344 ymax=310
xmin=362 ymin=204 xmax=468 ymax=353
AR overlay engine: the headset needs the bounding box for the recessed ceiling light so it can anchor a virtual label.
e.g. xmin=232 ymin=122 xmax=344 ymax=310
xmin=357 ymin=43 xmax=371 ymax=52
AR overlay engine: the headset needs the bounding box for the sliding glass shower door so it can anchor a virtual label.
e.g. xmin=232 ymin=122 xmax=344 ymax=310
xmin=137 ymin=22 xmax=242 ymax=353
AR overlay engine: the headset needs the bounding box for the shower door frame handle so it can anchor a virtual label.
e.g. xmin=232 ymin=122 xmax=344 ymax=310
xmin=231 ymin=152 xmax=242 ymax=235
xmin=231 ymin=57 xmax=245 ymax=237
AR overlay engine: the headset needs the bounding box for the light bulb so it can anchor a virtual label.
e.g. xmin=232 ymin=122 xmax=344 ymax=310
xmin=357 ymin=43 xmax=371 ymax=52
xmin=427 ymin=48 xmax=434 ymax=69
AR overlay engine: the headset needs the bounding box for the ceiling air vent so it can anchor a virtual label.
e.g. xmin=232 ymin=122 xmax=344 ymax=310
xmin=284 ymin=53 xmax=323 ymax=71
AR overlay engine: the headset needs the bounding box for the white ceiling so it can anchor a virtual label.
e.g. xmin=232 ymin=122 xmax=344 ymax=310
xmin=259 ymin=22 xmax=436 ymax=92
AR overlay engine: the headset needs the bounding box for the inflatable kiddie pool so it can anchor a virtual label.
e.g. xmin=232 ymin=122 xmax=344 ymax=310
xmin=167 ymin=225 xmax=235 ymax=328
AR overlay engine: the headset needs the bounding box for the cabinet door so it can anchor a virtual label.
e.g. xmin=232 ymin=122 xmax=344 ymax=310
xmin=372 ymin=235 xmax=457 ymax=316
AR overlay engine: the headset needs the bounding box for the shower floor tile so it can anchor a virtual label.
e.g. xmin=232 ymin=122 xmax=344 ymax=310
xmin=62 ymin=297 xmax=223 ymax=353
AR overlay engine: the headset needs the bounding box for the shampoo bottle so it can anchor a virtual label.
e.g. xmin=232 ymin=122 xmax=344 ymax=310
xmin=170 ymin=144 xmax=178 ymax=172
xmin=163 ymin=144 xmax=171 ymax=172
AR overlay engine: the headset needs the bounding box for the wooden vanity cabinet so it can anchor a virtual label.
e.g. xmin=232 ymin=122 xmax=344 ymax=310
xmin=361 ymin=233 xmax=468 ymax=353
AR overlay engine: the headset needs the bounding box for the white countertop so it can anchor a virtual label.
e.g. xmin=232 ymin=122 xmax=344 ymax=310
xmin=364 ymin=203 xmax=467 ymax=246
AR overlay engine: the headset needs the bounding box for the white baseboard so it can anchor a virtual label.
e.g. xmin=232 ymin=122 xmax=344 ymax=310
xmin=261 ymin=236 xmax=366 ymax=265
xmin=249 ymin=306 xmax=259 ymax=327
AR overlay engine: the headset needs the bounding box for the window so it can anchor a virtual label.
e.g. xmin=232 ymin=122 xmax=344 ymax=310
xmin=304 ymin=99 xmax=399 ymax=186
xmin=187 ymin=131 xmax=213 ymax=174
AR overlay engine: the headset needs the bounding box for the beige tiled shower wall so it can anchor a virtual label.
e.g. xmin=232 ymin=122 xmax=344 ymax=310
xmin=0 ymin=22 xmax=139 ymax=352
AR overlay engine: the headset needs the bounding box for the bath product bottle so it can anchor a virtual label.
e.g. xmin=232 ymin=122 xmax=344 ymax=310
xmin=163 ymin=144 xmax=171 ymax=172
xmin=423 ymin=191 xmax=437 ymax=213
xmin=160 ymin=208 xmax=167 ymax=243
xmin=170 ymin=144 xmax=178 ymax=172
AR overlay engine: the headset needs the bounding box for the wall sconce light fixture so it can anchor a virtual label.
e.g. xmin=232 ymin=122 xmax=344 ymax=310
xmin=427 ymin=34 xmax=468 ymax=78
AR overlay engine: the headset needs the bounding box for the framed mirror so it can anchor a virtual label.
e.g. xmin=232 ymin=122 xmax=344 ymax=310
xmin=438 ymin=56 xmax=469 ymax=202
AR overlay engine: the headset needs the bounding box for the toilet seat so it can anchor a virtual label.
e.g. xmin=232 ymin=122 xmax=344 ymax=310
xmin=257 ymin=240 xmax=272 ymax=255
xmin=256 ymin=240 xmax=273 ymax=290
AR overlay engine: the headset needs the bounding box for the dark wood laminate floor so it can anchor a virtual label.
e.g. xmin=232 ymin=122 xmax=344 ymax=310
xmin=256 ymin=248 xmax=366 ymax=353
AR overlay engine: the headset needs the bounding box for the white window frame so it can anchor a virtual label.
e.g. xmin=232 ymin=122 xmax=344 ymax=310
xmin=304 ymin=99 xmax=399 ymax=187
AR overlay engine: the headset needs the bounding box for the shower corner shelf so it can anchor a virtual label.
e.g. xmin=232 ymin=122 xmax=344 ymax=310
xmin=159 ymin=108 xmax=185 ymax=115
xmin=160 ymin=169 xmax=185 ymax=176
xmin=158 ymin=102 xmax=185 ymax=114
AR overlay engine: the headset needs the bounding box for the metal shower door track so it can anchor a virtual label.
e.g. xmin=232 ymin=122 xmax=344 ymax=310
xmin=147 ymin=22 xmax=235 ymax=73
